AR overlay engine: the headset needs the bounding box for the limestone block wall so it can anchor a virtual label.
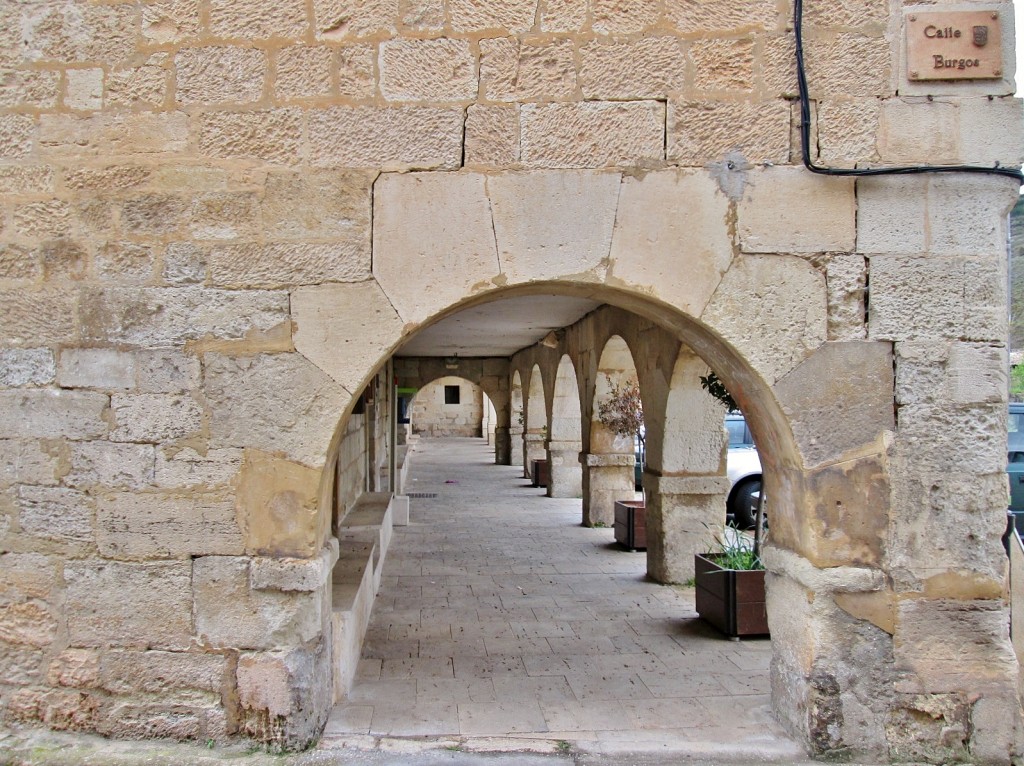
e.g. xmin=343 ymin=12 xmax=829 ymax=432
xmin=0 ymin=0 xmax=1022 ymax=761
xmin=410 ymin=377 xmax=484 ymax=438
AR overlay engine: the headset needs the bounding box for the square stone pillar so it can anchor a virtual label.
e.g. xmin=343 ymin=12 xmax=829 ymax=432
xmin=581 ymin=452 xmax=635 ymax=526
xmin=494 ymin=425 xmax=511 ymax=465
xmin=523 ymin=431 xmax=547 ymax=481
xmin=643 ymin=473 xmax=731 ymax=584
xmin=546 ymin=439 xmax=582 ymax=498
xmin=509 ymin=424 xmax=524 ymax=467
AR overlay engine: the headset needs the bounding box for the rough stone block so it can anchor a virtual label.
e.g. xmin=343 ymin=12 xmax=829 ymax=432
xmin=691 ymin=38 xmax=754 ymax=92
xmin=373 ymin=172 xmax=498 ymax=325
xmin=479 ymin=38 xmax=577 ymax=102
xmin=0 ymin=390 xmax=108 ymax=440
xmin=48 ymin=649 xmax=100 ymax=688
xmin=142 ymin=1 xmax=202 ymax=44
xmin=1 ymin=641 xmax=45 ymax=685
xmin=96 ymin=490 xmax=243 ymax=559
xmin=465 ymin=105 xmax=519 ymax=167
xmin=774 ymin=342 xmax=894 ymax=469
xmin=868 ymin=255 xmax=1004 ymax=342
xmin=307 ymin=106 xmax=463 ymax=169
xmin=80 ymin=287 xmax=290 ymax=347
xmin=0 ymin=602 xmax=58 ymax=648
xmin=119 ymin=193 xmax=189 ymax=238
xmin=520 ymin=101 xmax=665 ymax=168
xmin=489 ymin=170 xmax=620 ymax=282
xmin=313 ymin=0 xmax=398 ymax=39
xmin=896 ymin=403 xmax=1006 ymax=477
xmin=0 ymin=244 xmax=39 ymax=282
xmin=668 ymin=100 xmax=790 ymax=165
xmin=162 ymin=243 xmax=208 ymax=286
xmin=250 ymin=543 xmax=336 ymax=592
xmin=665 ymin=0 xmax=778 ymax=33
xmin=380 ymin=39 xmax=476 ymax=101
xmin=154 ymin=447 xmax=243 ymax=488
xmin=209 ymin=0 xmax=308 ymax=40
xmin=204 ymin=353 xmax=345 ymax=466
xmin=0 ymin=349 xmax=55 ymax=387
xmin=198 ymin=109 xmax=302 ymax=162
xmin=209 ymin=243 xmax=368 ymax=289
xmin=13 ymin=200 xmax=73 ymax=240
xmin=878 ymin=99 xmax=958 ymax=164
xmin=65 ymin=559 xmax=192 ymax=649
xmin=895 ymin=342 xmax=1005 ymax=412
xmin=803 ymin=34 xmax=889 ymax=98
xmin=400 ymin=0 xmax=445 ymax=31
xmin=110 ymin=393 xmax=203 ymax=444
xmin=176 ymin=46 xmax=266 ymax=105
xmin=292 ymin=281 xmax=404 ymax=393
xmin=133 ymin=350 xmax=200 ymax=393
xmin=702 ymin=255 xmax=827 ymax=384
xmin=189 ymin=192 xmax=261 ymax=241
xmin=448 ymin=0 xmax=535 ymax=32
xmin=0 ymin=69 xmax=60 ymax=109
xmin=99 ymin=649 xmax=225 ymax=694
xmin=0 ymin=165 xmax=54 ymax=195
xmin=275 ymin=45 xmax=333 ymax=101
xmin=609 ymin=170 xmax=732 ymax=317
xmin=958 ymin=96 xmax=1024 ymax=166
xmin=237 ymin=450 xmax=322 ymax=559
xmin=824 ymin=254 xmax=866 ymax=340
xmin=336 ymin=44 xmax=376 ymax=98
xmin=75 ymin=423 xmax=139 ymax=483
xmin=16 ymin=485 xmax=94 ymax=544
xmin=39 ymin=239 xmax=89 ymax=281
xmin=39 ymin=113 xmax=189 ymax=156
xmin=0 ymin=114 xmax=36 ymax=158
xmin=94 ymin=242 xmax=156 ymax=285
xmin=0 ymin=288 xmax=78 ymax=346
xmin=0 ymin=440 xmax=60 ymax=487
xmin=579 ymin=37 xmax=685 ymax=99
xmin=0 ymin=552 xmax=58 ymax=602
xmin=590 ymin=0 xmax=659 ymax=33
xmin=540 ymin=0 xmax=586 ymax=31
xmin=737 ymin=167 xmax=855 ymax=253
xmin=107 ymin=61 xmax=168 ymax=110
xmin=262 ymin=168 xmax=372 ymax=243
xmin=193 ymin=556 xmax=322 ymax=650
xmin=58 ymin=348 xmax=135 ymax=390
xmin=65 ymin=68 xmax=103 ymax=111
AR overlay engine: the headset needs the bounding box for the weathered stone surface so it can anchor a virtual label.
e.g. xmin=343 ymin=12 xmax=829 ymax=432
xmin=668 ymin=100 xmax=790 ymax=165
xmin=489 ymin=171 xmax=619 ymax=282
xmin=107 ymin=61 xmax=168 ymax=110
xmin=380 ymin=39 xmax=476 ymax=102
xmin=99 ymin=649 xmax=225 ymax=695
xmin=0 ymin=244 xmax=39 ymax=282
xmin=465 ymin=105 xmax=519 ymax=167
xmin=189 ymin=192 xmax=261 ymax=241
xmin=448 ymin=0 xmax=535 ymax=32
xmin=868 ymin=256 xmax=1005 ymax=342
xmin=39 ymin=113 xmax=189 ymax=156
xmin=738 ymin=167 xmax=855 ymax=253
xmin=1 ymin=641 xmax=45 ymax=685
xmin=141 ymin=0 xmax=202 ymax=44
xmin=0 ymin=441 xmax=60 ymax=487
xmin=193 ymin=556 xmax=322 ymax=650
xmin=0 ymin=289 xmax=78 ymax=346
xmin=0 ymin=390 xmax=108 ymax=440
xmin=134 ymin=350 xmax=200 ymax=393
xmin=39 ymin=239 xmax=89 ymax=282
xmin=58 ymin=348 xmax=135 ymax=390
xmin=176 ymin=47 xmax=266 ymax=105
xmin=198 ymin=109 xmax=303 ymax=162
xmin=209 ymin=244 xmax=369 ymax=289
xmin=67 ymin=441 xmax=155 ymax=489
xmin=540 ymin=0 xmax=586 ymax=31
xmin=16 ymin=486 xmax=94 ymax=544
xmin=774 ymin=342 xmax=894 ymax=468
xmin=313 ymin=0 xmax=398 ymax=39
xmin=878 ymin=100 xmax=959 ymax=164
xmin=590 ymin=0 xmax=659 ymax=33
xmin=293 ymin=281 xmax=404 ymax=393
xmin=479 ymin=38 xmax=577 ymax=102
xmin=579 ymin=37 xmax=685 ymax=99
xmin=665 ymin=0 xmax=777 ymax=33
xmin=204 ymin=353 xmax=345 ymax=466
xmin=609 ymin=170 xmax=732 ymax=317
xmin=275 ymin=45 xmax=333 ymax=100
xmin=373 ymin=173 xmax=499 ymax=325
xmin=520 ymin=102 xmax=665 ymax=168
xmin=824 ymin=254 xmax=866 ymax=340
xmin=958 ymin=96 xmax=1024 ymax=167
xmin=0 ymin=69 xmax=60 ymax=109
xmin=0 ymin=165 xmax=55 ymax=195
xmin=95 ymin=243 xmax=156 ymax=285
xmin=0 ymin=349 xmax=55 ymax=387
xmin=110 ymin=393 xmax=203 ymax=444
xmin=250 ymin=542 xmax=336 ymax=592
xmin=262 ymin=168 xmax=372 ymax=243
xmin=691 ymin=38 xmax=754 ymax=92
xmin=96 ymin=491 xmax=242 ymax=559
xmin=0 ymin=552 xmax=58 ymax=602
xmin=209 ymin=0 xmax=308 ymax=40
xmin=237 ymin=450 xmax=322 ymax=559
xmin=0 ymin=602 xmax=58 ymax=648
xmin=64 ymin=560 xmax=192 ymax=649
xmin=13 ymin=200 xmax=74 ymax=240
xmin=80 ymin=287 xmax=290 ymax=347
xmin=0 ymin=114 xmax=34 ymax=158
xmin=702 ymin=255 xmax=827 ymax=384
xmin=154 ymin=447 xmax=242 ymax=488
xmin=65 ymin=68 xmax=103 ymax=111
xmin=336 ymin=44 xmax=376 ymax=98
xmin=307 ymin=106 xmax=463 ymax=169
xmin=895 ymin=342 xmax=1005 ymax=411
xmin=803 ymin=34 xmax=889 ymax=98
xmin=162 ymin=243 xmax=208 ymax=286
xmin=48 ymin=649 xmax=100 ymax=689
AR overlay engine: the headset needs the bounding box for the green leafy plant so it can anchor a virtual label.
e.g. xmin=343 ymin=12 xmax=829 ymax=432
xmin=704 ymin=525 xmax=764 ymax=571
xmin=699 ymin=370 xmax=737 ymax=412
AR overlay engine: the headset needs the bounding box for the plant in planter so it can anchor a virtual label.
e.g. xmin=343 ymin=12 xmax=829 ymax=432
xmin=694 ymin=528 xmax=769 ymax=638
xmin=597 ymin=377 xmax=646 ymax=546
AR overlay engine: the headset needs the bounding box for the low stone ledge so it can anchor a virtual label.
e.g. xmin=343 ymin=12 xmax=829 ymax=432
xmin=249 ymin=539 xmax=340 ymax=592
xmin=762 ymin=545 xmax=885 ymax=593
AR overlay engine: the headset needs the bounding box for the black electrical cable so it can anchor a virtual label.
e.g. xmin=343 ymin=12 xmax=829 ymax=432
xmin=794 ymin=0 xmax=1024 ymax=183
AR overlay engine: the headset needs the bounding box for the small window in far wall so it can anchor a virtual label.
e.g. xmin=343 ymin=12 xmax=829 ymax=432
xmin=444 ymin=385 xmax=460 ymax=405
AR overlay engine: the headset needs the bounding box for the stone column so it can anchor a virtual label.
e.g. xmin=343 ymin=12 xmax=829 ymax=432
xmin=643 ymin=473 xmax=730 ymax=583
xmin=581 ymin=452 xmax=635 ymax=526
xmin=509 ymin=424 xmax=524 ymax=468
xmin=493 ymin=426 xmax=511 ymax=465
xmin=523 ymin=431 xmax=546 ymax=481
xmin=546 ymin=439 xmax=582 ymax=498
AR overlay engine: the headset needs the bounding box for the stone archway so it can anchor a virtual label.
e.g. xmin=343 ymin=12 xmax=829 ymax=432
xmin=523 ymin=364 xmax=547 ymax=483
xmin=547 ymin=354 xmax=583 ymax=498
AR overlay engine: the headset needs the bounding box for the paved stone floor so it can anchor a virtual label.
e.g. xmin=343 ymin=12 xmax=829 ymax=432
xmin=320 ymin=437 xmax=805 ymax=762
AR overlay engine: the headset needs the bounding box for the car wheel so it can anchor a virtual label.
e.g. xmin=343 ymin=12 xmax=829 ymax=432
xmin=729 ymin=477 xmax=761 ymax=529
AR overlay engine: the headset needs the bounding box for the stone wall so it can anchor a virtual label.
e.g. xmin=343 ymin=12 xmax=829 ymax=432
xmin=0 ymin=0 xmax=1022 ymax=761
xmin=410 ymin=377 xmax=484 ymax=438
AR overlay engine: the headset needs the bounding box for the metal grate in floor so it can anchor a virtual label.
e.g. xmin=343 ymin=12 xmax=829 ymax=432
xmin=406 ymin=492 xmax=438 ymax=499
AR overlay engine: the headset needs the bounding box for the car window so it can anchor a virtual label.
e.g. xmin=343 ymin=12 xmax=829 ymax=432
xmin=1010 ymin=410 xmax=1024 ymax=450
xmin=725 ymin=416 xmax=754 ymax=448
xmin=1011 ymin=451 xmax=1024 ymax=464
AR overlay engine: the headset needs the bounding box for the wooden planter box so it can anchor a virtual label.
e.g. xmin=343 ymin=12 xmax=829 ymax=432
xmin=694 ymin=553 xmax=769 ymax=638
xmin=613 ymin=500 xmax=646 ymax=551
xmin=531 ymin=459 xmax=549 ymax=488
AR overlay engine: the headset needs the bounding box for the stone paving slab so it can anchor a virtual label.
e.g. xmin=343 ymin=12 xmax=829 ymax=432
xmin=320 ymin=437 xmax=800 ymax=761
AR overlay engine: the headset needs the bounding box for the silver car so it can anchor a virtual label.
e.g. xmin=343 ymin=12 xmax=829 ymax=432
xmin=726 ymin=413 xmax=762 ymax=528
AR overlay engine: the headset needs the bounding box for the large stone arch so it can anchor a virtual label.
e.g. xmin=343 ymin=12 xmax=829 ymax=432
xmin=547 ymin=354 xmax=584 ymax=498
